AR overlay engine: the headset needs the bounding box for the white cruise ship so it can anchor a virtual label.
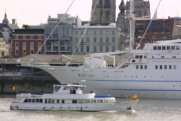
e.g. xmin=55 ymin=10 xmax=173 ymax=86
xmin=22 ymin=39 xmax=181 ymax=99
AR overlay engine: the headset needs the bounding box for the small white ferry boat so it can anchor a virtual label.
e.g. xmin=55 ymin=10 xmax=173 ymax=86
xmin=10 ymin=81 xmax=138 ymax=111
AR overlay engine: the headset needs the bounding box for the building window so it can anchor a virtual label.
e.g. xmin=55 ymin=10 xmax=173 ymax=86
xmin=100 ymin=31 xmax=102 ymax=35
xmin=75 ymin=31 xmax=78 ymax=35
xmin=75 ymin=37 xmax=78 ymax=43
xmin=106 ymin=31 xmax=109 ymax=35
xmin=94 ymin=31 xmax=97 ymax=35
xmin=31 ymin=35 xmax=34 ymax=39
xmin=86 ymin=37 xmax=89 ymax=43
xmin=81 ymin=31 xmax=83 ymax=35
xmin=100 ymin=46 xmax=103 ymax=52
xmin=167 ymin=31 xmax=171 ymax=34
xmin=38 ymin=42 xmax=42 ymax=54
xmin=38 ymin=35 xmax=41 ymax=40
xmin=106 ymin=46 xmax=109 ymax=52
xmin=94 ymin=37 xmax=97 ymax=43
xmin=112 ymin=37 xmax=115 ymax=43
xmin=31 ymin=42 xmax=34 ymax=47
xmin=23 ymin=35 xmax=26 ymax=39
xmin=86 ymin=46 xmax=89 ymax=52
xmin=100 ymin=37 xmax=103 ymax=43
xmin=75 ymin=46 xmax=78 ymax=52
xmin=30 ymin=42 xmax=34 ymax=54
xmin=23 ymin=42 xmax=26 ymax=55
xmin=112 ymin=31 xmax=115 ymax=35
xmin=94 ymin=46 xmax=97 ymax=52
xmin=154 ymin=32 xmax=157 ymax=34
xmin=15 ymin=50 xmax=19 ymax=55
xmin=31 ymin=50 xmax=34 ymax=54
xmin=86 ymin=31 xmax=89 ymax=35
xmin=81 ymin=46 xmax=84 ymax=52
xmin=15 ymin=42 xmax=19 ymax=55
xmin=106 ymin=37 xmax=109 ymax=43
xmin=112 ymin=46 xmax=115 ymax=52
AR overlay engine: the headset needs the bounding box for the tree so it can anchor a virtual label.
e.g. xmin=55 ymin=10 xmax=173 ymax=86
xmin=23 ymin=24 xmax=30 ymax=29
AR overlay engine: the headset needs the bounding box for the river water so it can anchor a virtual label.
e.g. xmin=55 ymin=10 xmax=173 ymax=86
xmin=0 ymin=95 xmax=181 ymax=121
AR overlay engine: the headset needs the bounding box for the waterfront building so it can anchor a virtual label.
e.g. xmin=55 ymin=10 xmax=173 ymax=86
xmin=91 ymin=0 xmax=116 ymax=25
xmin=172 ymin=17 xmax=181 ymax=39
xmin=134 ymin=18 xmax=174 ymax=49
xmin=12 ymin=29 xmax=44 ymax=58
xmin=44 ymin=14 xmax=82 ymax=55
xmin=0 ymin=38 xmax=10 ymax=57
xmin=73 ymin=24 xmax=125 ymax=54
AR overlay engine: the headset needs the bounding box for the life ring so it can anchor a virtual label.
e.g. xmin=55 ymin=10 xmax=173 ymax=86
xmin=169 ymin=50 xmax=171 ymax=53
xmin=139 ymin=59 xmax=142 ymax=62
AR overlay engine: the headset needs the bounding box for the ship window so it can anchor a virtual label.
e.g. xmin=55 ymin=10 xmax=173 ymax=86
xmin=158 ymin=46 xmax=161 ymax=50
xmin=171 ymin=46 xmax=175 ymax=50
xmin=169 ymin=65 xmax=172 ymax=69
xmin=155 ymin=65 xmax=158 ymax=69
xmin=144 ymin=65 xmax=147 ymax=69
xmin=167 ymin=46 xmax=170 ymax=50
xmin=40 ymin=99 xmax=43 ymax=103
xmin=140 ymin=65 xmax=143 ymax=69
xmin=174 ymin=65 xmax=176 ymax=69
xmin=162 ymin=46 xmax=165 ymax=50
xmin=72 ymin=100 xmax=77 ymax=103
xmin=57 ymin=100 xmax=59 ymax=103
xmin=136 ymin=65 xmax=139 ymax=69
xmin=52 ymin=100 xmax=54 ymax=103
xmin=135 ymin=55 xmax=139 ymax=58
xmin=62 ymin=100 xmax=64 ymax=103
xmin=153 ymin=46 xmax=157 ymax=50
xmin=45 ymin=99 xmax=47 ymax=103
xmin=24 ymin=99 xmax=28 ymax=102
xmin=85 ymin=100 xmax=90 ymax=103
xmin=164 ymin=65 xmax=167 ymax=69
xmin=152 ymin=56 xmax=154 ymax=58
xmin=173 ymin=56 xmax=176 ymax=58
xmin=104 ymin=100 xmax=109 ymax=103
xmin=176 ymin=46 xmax=179 ymax=50
xmin=36 ymin=99 xmax=39 ymax=102
xmin=32 ymin=99 xmax=35 ymax=102
xmin=97 ymin=100 xmax=103 ymax=103
xmin=160 ymin=65 xmax=162 ymax=69
xmin=78 ymin=100 xmax=83 ymax=103
xmin=91 ymin=100 xmax=96 ymax=103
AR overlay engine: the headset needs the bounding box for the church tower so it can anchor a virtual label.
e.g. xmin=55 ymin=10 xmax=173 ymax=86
xmin=91 ymin=0 xmax=116 ymax=24
xmin=116 ymin=0 xmax=126 ymax=32
xmin=2 ymin=12 xmax=9 ymax=24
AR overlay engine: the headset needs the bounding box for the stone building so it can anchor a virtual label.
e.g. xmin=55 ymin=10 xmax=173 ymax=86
xmin=91 ymin=0 xmax=116 ymax=24
xmin=73 ymin=24 xmax=125 ymax=54
xmin=0 ymin=38 xmax=10 ymax=57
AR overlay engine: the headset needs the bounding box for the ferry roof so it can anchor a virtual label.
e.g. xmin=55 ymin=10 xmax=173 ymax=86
xmin=56 ymin=84 xmax=86 ymax=87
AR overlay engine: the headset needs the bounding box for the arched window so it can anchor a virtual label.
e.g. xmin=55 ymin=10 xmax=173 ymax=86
xmin=1 ymin=51 xmax=4 ymax=57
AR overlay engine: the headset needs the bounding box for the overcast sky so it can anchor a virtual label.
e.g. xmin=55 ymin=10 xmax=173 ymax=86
xmin=0 ymin=0 xmax=181 ymax=28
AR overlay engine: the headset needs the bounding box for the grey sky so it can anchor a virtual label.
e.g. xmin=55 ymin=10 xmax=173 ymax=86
xmin=0 ymin=0 xmax=181 ymax=27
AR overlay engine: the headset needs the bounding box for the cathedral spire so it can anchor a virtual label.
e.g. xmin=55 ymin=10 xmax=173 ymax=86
xmin=119 ymin=0 xmax=126 ymax=15
xmin=2 ymin=10 xmax=9 ymax=24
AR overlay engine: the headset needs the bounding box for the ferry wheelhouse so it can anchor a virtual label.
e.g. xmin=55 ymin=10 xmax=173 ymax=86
xmin=10 ymin=81 xmax=138 ymax=111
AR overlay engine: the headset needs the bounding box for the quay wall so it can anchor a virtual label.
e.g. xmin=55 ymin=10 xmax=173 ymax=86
xmin=0 ymin=76 xmax=60 ymax=95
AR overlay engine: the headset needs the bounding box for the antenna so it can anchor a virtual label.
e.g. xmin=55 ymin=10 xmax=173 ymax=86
xmin=81 ymin=80 xmax=86 ymax=86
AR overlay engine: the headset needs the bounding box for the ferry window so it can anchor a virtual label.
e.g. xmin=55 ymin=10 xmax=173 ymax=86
xmin=169 ymin=65 xmax=172 ymax=69
xmin=155 ymin=65 xmax=158 ymax=69
xmin=162 ymin=46 xmax=165 ymax=50
xmin=57 ymin=100 xmax=59 ymax=103
xmin=45 ymin=99 xmax=47 ymax=103
xmin=153 ymin=46 xmax=157 ymax=50
xmin=140 ymin=65 xmax=143 ymax=69
xmin=158 ymin=46 xmax=161 ymax=50
xmin=174 ymin=65 xmax=176 ymax=69
xmin=48 ymin=99 xmax=51 ymax=103
xmin=104 ymin=100 xmax=109 ymax=103
xmin=173 ymin=56 xmax=176 ymax=58
xmin=161 ymin=56 xmax=164 ymax=58
xmin=72 ymin=100 xmax=77 ymax=103
xmin=62 ymin=100 xmax=64 ymax=103
xmin=136 ymin=65 xmax=139 ymax=69
xmin=24 ymin=99 xmax=28 ymax=102
xmin=140 ymin=55 xmax=143 ymax=59
xmin=171 ymin=46 xmax=175 ymax=50
xmin=85 ymin=100 xmax=90 ymax=103
xmin=167 ymin=46 xmax=170 ymax=50
xmin=36 ymin=99 xmax=39 ymax=102
xmin=91 ymin=100 xmax=96 ymax=103
xmin=32 ymin=99 xmax=35 ymax=102
xmin=40 ymin=99 xmax=43 ymax=103
xmin=160 ymin=65 xmax=162 ymax=69
xmin=97 ymin=100 xmax=103 ymax=103
xmin=145 ymin=65 xmax=147 ymax=69
xmin=144 ymin=56 xmax=147 ymax=58
xmin=52 ymin=100 xmax=54 ymax=103
xmin=176 ymin=46 xmax=179 ymax=50
xmin=152 ymin=56 xmax=154 ymax=58
xmin=164 ymin=65 xmax=167 ymax=69
xmin=78 ymin=100 xmax=83 ymax=103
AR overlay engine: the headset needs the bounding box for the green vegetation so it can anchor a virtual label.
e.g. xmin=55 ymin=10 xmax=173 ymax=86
xmin=23 ymin=24 xmax=30 ymax=29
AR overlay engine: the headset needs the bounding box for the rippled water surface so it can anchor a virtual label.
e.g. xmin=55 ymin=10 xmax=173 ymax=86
xmin=0 ymin=95 xmax=181 ymax=121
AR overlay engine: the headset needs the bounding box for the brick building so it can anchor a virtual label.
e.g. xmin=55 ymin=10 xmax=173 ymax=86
xmin=12 ymin=29 xmax=44 ymax=58
xmin=134 ymin=18 xmax=174 ymax=49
